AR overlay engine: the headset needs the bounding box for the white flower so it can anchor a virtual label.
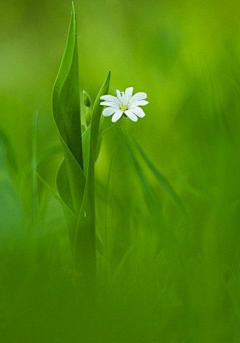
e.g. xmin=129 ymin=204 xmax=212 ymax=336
xmin=100 ymin=87 xmax=148 ymax=123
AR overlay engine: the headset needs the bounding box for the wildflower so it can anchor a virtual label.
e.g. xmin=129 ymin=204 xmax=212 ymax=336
xmin=100 ymin=87 xmax=148 ymax=123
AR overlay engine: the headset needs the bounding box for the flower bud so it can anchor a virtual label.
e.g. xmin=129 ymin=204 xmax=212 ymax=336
xmin=83 ymin=90 xmax=92 ymax=108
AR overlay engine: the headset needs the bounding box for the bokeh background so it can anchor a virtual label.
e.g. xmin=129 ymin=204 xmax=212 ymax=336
xmin=1 ymin=0 xmax=240 ymax=342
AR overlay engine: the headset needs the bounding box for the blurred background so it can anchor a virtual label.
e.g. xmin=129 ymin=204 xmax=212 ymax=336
xmin=1 ymin=0 xmax=240 ymax=342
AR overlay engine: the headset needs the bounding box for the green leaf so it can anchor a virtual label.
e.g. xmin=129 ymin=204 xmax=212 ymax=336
xmin=73 ymin=72 xmax=111 ymax=283
xmin=38 ymin=170 xmax=103 ymax=255
xmin=122 ymin=128 xmax=186 ymax=214
xmin=0 ymin=126 xmax=17 ymax=172
xmin=52 ymin=2 xmax=85 ymax=215
xmin=56 ymin=159 xmax=74 ymax=213
xmin=82 ymin=126 xmax=90 ymax=175
xmin=88 ymin=71 xmax=111 ymax=176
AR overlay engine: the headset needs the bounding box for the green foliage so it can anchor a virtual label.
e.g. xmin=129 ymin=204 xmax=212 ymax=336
xmin=1 ymin=0 xmax=240 ymax=342
xmin=73 ymin=72 xmax=110 ymax=283
xmin=53 ymin=3 xmax=85 ymax=218
xmin=52 ymin=3 xmax=110 ymax=288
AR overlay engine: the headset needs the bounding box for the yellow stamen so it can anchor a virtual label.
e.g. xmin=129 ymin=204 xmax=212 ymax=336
xmin=120 ymin=105 xmax=128 ymax=111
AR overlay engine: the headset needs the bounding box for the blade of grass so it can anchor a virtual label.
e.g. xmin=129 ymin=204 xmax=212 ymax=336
xmin=121 ymin=128 xmax=186 ymax=214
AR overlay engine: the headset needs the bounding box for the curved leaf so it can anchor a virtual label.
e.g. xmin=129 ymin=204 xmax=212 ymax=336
xmin=52 ymin=3 xmax=85 ymax=215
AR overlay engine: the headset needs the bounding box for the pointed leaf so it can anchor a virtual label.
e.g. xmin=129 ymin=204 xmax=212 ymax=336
xmin=52 ymin=3 xmax=85 ymax=214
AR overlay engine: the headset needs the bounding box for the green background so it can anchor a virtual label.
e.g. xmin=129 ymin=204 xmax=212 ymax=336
xmin=1 ymin=0 xmax=240 ymax=342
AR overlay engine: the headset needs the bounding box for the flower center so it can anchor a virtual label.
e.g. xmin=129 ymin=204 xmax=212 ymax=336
xmin=120 ymin=105 xmax=128 ymax=111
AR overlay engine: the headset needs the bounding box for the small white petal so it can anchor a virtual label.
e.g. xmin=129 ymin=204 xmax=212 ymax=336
xmin=125 ymin=109 xmax=138 ymax=122
xmin=103 ymin=107 xmax=116 ymax=117
xmin=129 ymin=92 xmax=147 ymax=103
xmin=132 ymin=107 xmax=146 ymax=118
xmin=121 ymin=87 xmax=133 ymax=105
xmin=116 ymin=90 xmax=123 ymax=102
xmin=100 ymin=95 xmax=120 ymax=103
xmin=100 ymin=101 xmax=119 ymax=108
xmin=122 ymin=94 xmax=128 ymax=105
xmin=124 ymin=87 xmax=134 ymax=100
xmin=129 ymin=100 xmax=149 ymax=108
xmin=119 ymin=92 xmax=126 ymax=105
xmin=112 ymin=110 xmax=123 ymax=123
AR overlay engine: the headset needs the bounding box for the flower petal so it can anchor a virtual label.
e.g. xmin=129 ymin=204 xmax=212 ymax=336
xmin=124 ymin=109 xmax=138 ymax=122
xmin=112 ymin=110 xmax=123 ymax=123
xmin=100 ymin=101 xmax=119 ymax=109
xmin=116 ymin=90 xmax=123 ymax=102
xmin=125 ymin=87 xmax=134 ymax=99
xmin=103 ymin=107 xmax=116 ymax=117
xmin=132 ymin=107 xmax=146 ymax=118
xmin=129 ymin=92 xmax=147 ymax=103
xmin=100 ymin=95 xmax=120 ymax=104
xmin=129 ymin=100 xmax=149 ymax=108
xmin=121 ymin=87 xmax=133 ymax=105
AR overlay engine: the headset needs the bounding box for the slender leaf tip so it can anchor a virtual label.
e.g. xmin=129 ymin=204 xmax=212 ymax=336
xmin=71 ymin=2 xmax=76 ymax=30
xmin=71 ymin=1 xmax=75 ymax=14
